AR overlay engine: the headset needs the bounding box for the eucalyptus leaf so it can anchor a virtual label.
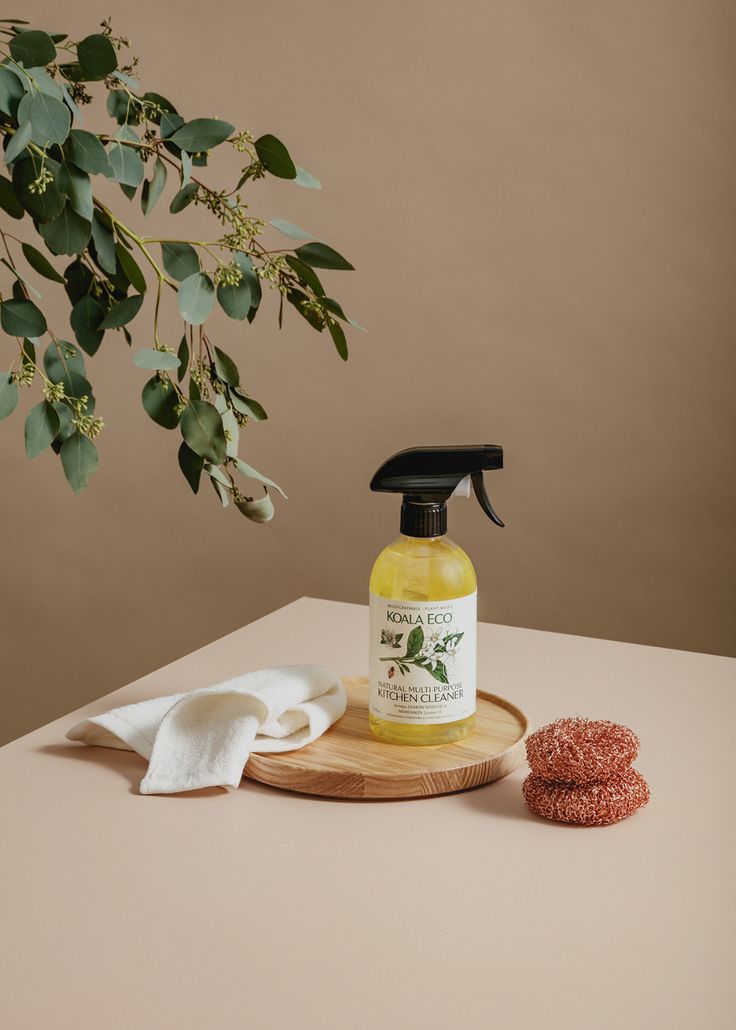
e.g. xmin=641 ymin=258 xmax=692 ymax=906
xmin=221 ymin=406 xmax=239 ymax=458
xmin=21 ymin=338 xmax=36 ymax=371
xmin=235 ymin=459 xmax=287 ymax=498
xmin=23 ymin=66 xmax=64 ymax=99
xmin=142 ymin=91 xmax=177 ymax=125
xmin=59 ymin=80 xmax=82 ymax=125
xmin=0 ymin=174 xmax=23 ymax=218
xmin=60 ymin=431 xmax=98 ymax=493
xmin=210 ymin=477 xmax=229 ymax=508
xmin=216 ymin=277 xmax=251 ymax=321
xmin=115 ymin=242 xmax=147 ymax=293
xmin=285 ymin=255 xmax=324 ymax=296
xmin=57 ymin=162 xmax=93 ymax=221
xmin=5 ymin=121 xmax=32 ymax=166
xmin=69 ymin=295 xmax=105 ymax=355
xmin=13 ymin=157 xmax=64 ymax=221
xmin=62 ymin=259 xmax=92 ymax=304
xmin=177 ymin=272 xmax=215 ymax=325
xmin=21 ymin=242 xmax=64 ymax=283
xmin=17 ymin=91 xmax=70 ymax=147
xmin=90 ymin=213 xmax=116 ymax=274
xmin=107 ymin=141 xmax=144 ymax=187
xmin=101 ymin=294 xmax=144 ymax=329
xmin=177 ymin=335 xmax=188 ymax=381
xmin=111 ymin=71 xmax=139 ymax=90
xmin=116 ymin=123 xmax=140 ymax=144
xmin=204 ymin=462 xmax=231 ymax=489
xmin=66 ymin=129 xmax=111 ymax=175
xmin=177 ymin=441 xmax=203 ymax=494
xmin=0 ymin=65 xmax=24 ymax=119
xmin=212 ymin=346 xmax=239 ymax=386
xmin=181 ymin=150 xmax=192 ymax=185
xmin=228 ymin=389 xmax=268 ymax=422
xmin=161 ymin=241 xmax=199 ymax=281
xmin=77 ymin=34 xmax=117 ymax=80
xmin=294 ymin=166 xmax=322 ymax=189
xmin=254 ymin=134 xmax=296 ymax=179
xmin=0 ymin=372 xmax=19 ymax=421
xmin=169 ymin=182 xmax=197 ymax=213
xmin=160 ymin=111 xmax=184 ymax=140
xmin=141 ymin=157 xmax=166 ymax=215
xmin=328 ymin=318 xmax=348 ymax=361
xmin=0 ymin=257 xmax=41 ymax=299
xmin=141 ymin=376 xmax=180 ymax=429
xmin=236 ymin=492 xmax=275 ymax=523
xmin=43 ymin=339 xmax=86 ymax=381
xmin=0 ymin=298 xmax=47 ymax=337
xmin=133 ymin=347 xmax=180 ymax=370
xmin=24 ymin=400 xmax=59 ymax=458
xmin=234 ymin=251 xmax=261 ymax=315
xmin=270 ymin=219 xmax=316 ymax=241
xmin=10 ymin=30 xmax=56 ymax=67
xmin=52 ymin=400 xmax=74 ymax=443
xmin=170 ymin=118 xmax=234 ymax=152
xmin=287 ymin=289 xmax=323 ymax=332
xmin=180 ymin=399 xmax=226 ymax=463
xmin=321 ymin=295 xmax=366 ymax=330
xmin=295 ymin=242 xmax=354 ymax=271
xmin=39 ymin=205 xmax=92 ymax=256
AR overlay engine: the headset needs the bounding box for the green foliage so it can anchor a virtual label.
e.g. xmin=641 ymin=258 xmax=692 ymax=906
xmin=0 ymin=370 xmax=18 ymax=419
xmin=295 ymin=242 xmax=355 ymax=270
xmin=24 ymin=399 xmax=59 ymax=457
xmin=181 ymin=399 xmax=226 ymax=463
xmin=141 ymin=376 xmax=179 ymax=428
xmin=10 ymin=30 xmax=56 ymax=67
xmin=60 ymin=430 xmax=98 ymax=492
xmin=76 ymin=34 xmax=117 ymax=80
xmin=161 ymin=241 xmax=198 ymax=281
xmin=0 ymin=297 xmax=46 ymax=335
xmin=254 ymin=134 xmax=296 ymax=179
xmin=133 ymin=347 xmax=179 ymax=370
xmin=0 ymin=17 xmax=361 ymax=523
xmin=170 ymin=118 xmax=234 ymax=152
xmin=22 ymin=242 xmax=64 ymax=282
xmin=177 ymin=440 xmax=203 ymax=493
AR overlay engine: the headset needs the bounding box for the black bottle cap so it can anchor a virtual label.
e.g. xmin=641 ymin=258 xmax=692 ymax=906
xmin=400 ymin=500 xmax=447 ymax=538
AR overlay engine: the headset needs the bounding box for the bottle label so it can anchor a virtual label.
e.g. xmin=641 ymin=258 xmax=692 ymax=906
xmin=369 ymin=592 xmax=477 ymax=725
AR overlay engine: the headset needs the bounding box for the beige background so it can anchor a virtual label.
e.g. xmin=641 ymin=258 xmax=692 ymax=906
xmin=1 ymin=0 xmax=734 ymax=745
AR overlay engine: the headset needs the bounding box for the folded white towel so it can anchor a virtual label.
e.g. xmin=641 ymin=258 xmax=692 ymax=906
xmin=66 ymin=665 xmax=346 ymax=795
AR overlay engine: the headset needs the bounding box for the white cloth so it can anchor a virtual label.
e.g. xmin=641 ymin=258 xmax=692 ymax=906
xmin=66 ymin=665 xmax=346 ymax=795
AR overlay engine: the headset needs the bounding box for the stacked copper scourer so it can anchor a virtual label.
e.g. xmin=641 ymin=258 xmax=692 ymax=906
xmin=522 ymin=718 xmax=650 ymax=826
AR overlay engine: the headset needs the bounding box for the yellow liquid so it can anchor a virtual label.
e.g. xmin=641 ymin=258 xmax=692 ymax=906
xmin=369 ymin=534 xmax=477 ymax=745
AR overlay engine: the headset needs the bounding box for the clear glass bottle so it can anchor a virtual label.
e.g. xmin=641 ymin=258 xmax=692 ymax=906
xmin=369 ymin=533 xmax=477 ymax=746
xmin=368 ymin=445 xmax=504 ymax=747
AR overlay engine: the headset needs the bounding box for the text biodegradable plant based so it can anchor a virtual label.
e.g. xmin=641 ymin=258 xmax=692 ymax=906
xmin=0 ymin=18 xmax=362 ymax=520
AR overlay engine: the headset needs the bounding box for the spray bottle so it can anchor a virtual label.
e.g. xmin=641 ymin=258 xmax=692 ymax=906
xmin=369 ymin=445 xmax=504 ymax=746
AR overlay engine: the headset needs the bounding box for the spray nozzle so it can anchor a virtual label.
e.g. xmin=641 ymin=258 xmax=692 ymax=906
xmin=371 ymin=445 xmax=504 ymax=537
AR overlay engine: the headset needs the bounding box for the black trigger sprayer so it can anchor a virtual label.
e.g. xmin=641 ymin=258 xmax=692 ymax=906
xmin=370 ymin=444 xmax=505 ymax=538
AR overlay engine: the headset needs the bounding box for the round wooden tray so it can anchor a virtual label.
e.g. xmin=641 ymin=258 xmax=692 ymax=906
xmin=244 ymin=677 xmax=529 ymax=800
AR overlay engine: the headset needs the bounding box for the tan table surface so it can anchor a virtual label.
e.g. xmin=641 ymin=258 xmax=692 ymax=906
xmin=1 ymin=597 xmax=734 ymax=1030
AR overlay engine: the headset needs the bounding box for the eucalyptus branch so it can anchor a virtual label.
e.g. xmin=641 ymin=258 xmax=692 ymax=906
xmin=0 ymin=17 xmax=360 ymax=512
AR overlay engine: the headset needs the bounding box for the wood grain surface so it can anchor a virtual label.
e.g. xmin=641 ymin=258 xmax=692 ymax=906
xmin=244 ymin=676 xmax=529 ymax=799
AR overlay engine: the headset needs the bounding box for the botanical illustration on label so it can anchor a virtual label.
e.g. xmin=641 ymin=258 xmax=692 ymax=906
xmin=369 ymin=592 xmax=477 ymax=725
